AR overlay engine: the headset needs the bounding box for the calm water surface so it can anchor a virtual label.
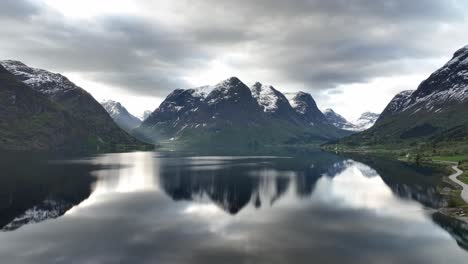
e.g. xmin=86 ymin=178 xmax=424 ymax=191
xmin=0 ymin=151 xmax=467 ymax=263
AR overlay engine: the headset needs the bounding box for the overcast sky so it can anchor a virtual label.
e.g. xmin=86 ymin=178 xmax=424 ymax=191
xmin=1 ymin=0 xmax=467 ymax=120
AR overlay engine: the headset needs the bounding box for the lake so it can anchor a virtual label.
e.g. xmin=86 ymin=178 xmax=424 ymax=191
xmin=0 ymin=151 xmax=467 ymax=263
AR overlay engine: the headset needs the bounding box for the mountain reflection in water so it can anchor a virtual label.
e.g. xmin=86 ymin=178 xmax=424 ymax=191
xmin=0 ymin=151 xmax=467 ymax=263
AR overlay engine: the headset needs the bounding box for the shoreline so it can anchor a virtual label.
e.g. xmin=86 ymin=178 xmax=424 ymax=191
xmin=448 ymin=165 xmax=468 ymax=203
xmin=325 ymin=149 xmax=468 ymax=222
xmin=437 ymin=163 xmax=468 ymax=222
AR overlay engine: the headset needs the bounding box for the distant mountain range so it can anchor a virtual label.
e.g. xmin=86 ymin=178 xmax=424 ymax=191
xmin=323 ymin=109 xmax=380 ymax=131
xmin=330 ymin=45 xmax=468 ymax=153
xmin=137 ymin=77 xmax=351 ymax=148
xmin=0 ymin=60 xmax=144 ymax=152
xmin=5 ymin=44 xmax=466 ymax=153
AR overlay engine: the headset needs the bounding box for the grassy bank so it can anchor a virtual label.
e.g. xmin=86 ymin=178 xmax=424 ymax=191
xmin=322 ymin=142 xmax=468 ymax=164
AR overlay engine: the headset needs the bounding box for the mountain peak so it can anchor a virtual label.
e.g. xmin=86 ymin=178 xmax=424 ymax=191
xmin=0 ymin=60 xmax=78 ymax=98
xmin=101 ymin=100 xmax=142 ymax=132
xmin=335 ymin=45 xmax=468 ymax=148
xmin=353 ymin=112 xmax=380 ymax=130
xmin=252 ymin=81 xmax=263 ymax=88
xmin=250 ymin=82 xmax=285 ymax=113
xmin=378 ymin=90 xmax=415 ymax=119
xmin=323 ymin=109 xmax=353 ymax=130
xmin=0 ymin=60 xmax=27 ymax=67
xmin=323 ymin=109 xmax=379 ymax=131
xmin=410 ymin=44 xmax=468 ymax=105
xmin=453 ymin=45 xmax=468 ymax=58
xmin=2 ymin=61 xmax=140 ymax=149
xmin=101 ymin=100 xmax=124 ymax=115
xmin=219 ymin=76 xmax=242 ymax=86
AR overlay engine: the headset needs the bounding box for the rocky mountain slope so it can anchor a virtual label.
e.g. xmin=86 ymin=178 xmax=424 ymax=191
xmin=0 ymin=65 xmax=85 ymax=151
xmin=0 ymin=60 xmax=143 ymax=151
xmin=353 ymin=112 xmax=380 ymax=131
xmin=323 ymin=109 xmax=379 ymax=131
xmin=138 ymin=77 xmax=349 ymax=148
xmin=323 ymin=109 xmax=356 ymax=131
xmin=101 ymin=100 xmax=141 ymax=133
xmin=286 ymin=92 xmax=330 ymax=126
xmin=331 ymin=45 xmax=468 ymax=152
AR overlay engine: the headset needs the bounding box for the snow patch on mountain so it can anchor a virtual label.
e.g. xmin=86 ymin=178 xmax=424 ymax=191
xmin=251 ymin=82 xmax=280 ymax=112
xmin=284 ymin=93 xmax=298 ymax=109
xmin=323 ymin=109 xmax=356 ymax=130
xmin=285 ymin=92 xmax=310 ymax=114
xmin=380 ymin=90 xmax=415 ymax=117
xmin=395 ymin=46 xmax=468 ymax=114
xmin=101 ymin=100 xmax=124 ymax=116
xmin=101 ymin=100 xmax=141 ymax=131
xmin=353 ymin=112 xmax=380 ymax=131
xmin=190 ymin=85 xmax=216 ymax=98
xmin=0 ymin=60 xmax=79 ymax=97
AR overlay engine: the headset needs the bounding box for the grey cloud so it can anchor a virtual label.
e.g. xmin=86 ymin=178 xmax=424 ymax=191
xmin=0 ymin=0 xmax=42 ymax=19
xmin=0 ymin=0 xmax=467 ymax=98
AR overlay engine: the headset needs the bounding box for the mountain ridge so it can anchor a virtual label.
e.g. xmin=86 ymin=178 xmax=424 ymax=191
xmin=138 ymin=77 xmax=350 ymax=148
xmin=323 ymin=109 xmax=380 ymax=131
xmin=327 ymin=45 xmax=468 ymax=154
xmin=101 ymin=100 xmax=142 ymax=133
xmin=0 ymin=60 xmax=145 ymax=151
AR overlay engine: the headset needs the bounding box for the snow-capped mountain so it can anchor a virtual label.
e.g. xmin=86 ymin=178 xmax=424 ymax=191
xmin=0 ymin=64 xmax=86 ymax=151
xmin=0 ymin=60 xmax=140 ymax=149
xmin=251 ymin=82 xmax=288 ymax=113
xmin=138 ymin=77 xmax=349 ymax=146
xmin=378 ymin=46 xmax=468 ymax=120
xmin=353 ymin=112 xmax=380 ymax=131
xmin=323 ymin=109 xmax=380 ymax=131
xmin=286 ymin=92 xmax=330 ymax=125
xmin=101 ymin=100 xmax=142 ymax=132
xmin=335 ymin=44 xmax=468 ymax=146
xmin=410 ymin=45 xmax=468 ymax=108
xmin=140 ymin=110 xmax=152 ymax=121
xmin=379 ymin=90 xmax=414 ymax=118
xmin=377 ymin=46 xmax=468 ymax=120
xmin=251 ymin=82 xmax=304 ymax=124
xmin=0 ymin=60 xmax=79 ymax=99
xmin=323 ymin=109 xmax=356 ymax=131
xmin=140 ymin=77 xmax=264 ymax=142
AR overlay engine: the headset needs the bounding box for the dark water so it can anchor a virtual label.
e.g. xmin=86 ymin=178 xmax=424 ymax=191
xmin=0 ymin=151 xmax=467 ymax=263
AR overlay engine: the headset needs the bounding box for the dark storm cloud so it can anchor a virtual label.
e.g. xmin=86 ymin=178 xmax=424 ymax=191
xmin=0 ymin=0 xmax=467 ymax=96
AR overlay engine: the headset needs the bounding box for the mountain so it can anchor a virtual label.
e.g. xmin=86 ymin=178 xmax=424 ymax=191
xmin=0 ymin=60 xmax=144 ymax=151
xmin=101 ymin=100 xmax=141 ymax=133
xmin=329 ymin=45 xmax=468 ymax=152
xmin=140 ymin=110 xmax=152 ymax=121
xmin=323 ymin=109 xmax=356 ymax=130
xmin=353 ymin=112 xmax=380 ymax=131
xmin=0 ymin=64 xmax=87 ymax=151
xmin=378 ymin=90 xmax=414 ymax=118
xmin=251 ymin=82 xmax=302 ymax=124
xmin=138 ymin=77 xmax=349 ymax=148
xmin=323 ymin=109 xmax=380 ymax=132
xmin=286 ymin=92 xmax=330 ymax=126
